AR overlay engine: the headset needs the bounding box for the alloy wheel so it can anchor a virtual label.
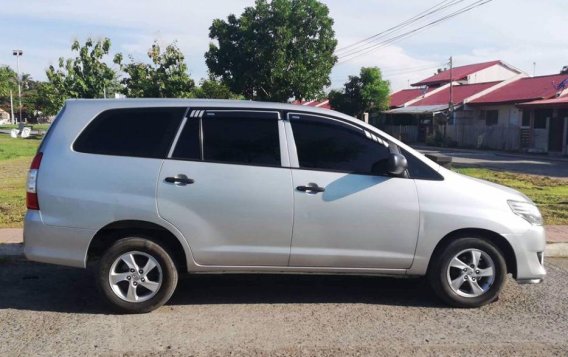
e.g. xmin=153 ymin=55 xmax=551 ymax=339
xmin=446 ymin=248 xmax=496 ymax=298
xmin=108 ymin=251 xmax=163 ymax=303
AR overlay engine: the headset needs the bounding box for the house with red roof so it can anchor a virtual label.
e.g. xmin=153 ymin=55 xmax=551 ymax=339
xmin=291 ymin=99 xmax=331 ymax=109
xmin=410 ymin=60 xmax=522 ymax=88
xmin=466 ymin=73 xmax=568 ymax=152
xmin=384 ymin=60 xmax=568 ymax=154
xmin=385 ymin=61 xmax=524 ymax=144
xmin=516 ymin=95 xmax=568 ymax=154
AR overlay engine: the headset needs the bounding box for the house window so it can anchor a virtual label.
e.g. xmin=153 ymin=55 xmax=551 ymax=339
xmin=521 ymin=110 xmax=531 ymax=127
xmin=534 ymin=109 xmax=551 ymax=129
xmin=481 ymin=110 xmax=499 ymax=126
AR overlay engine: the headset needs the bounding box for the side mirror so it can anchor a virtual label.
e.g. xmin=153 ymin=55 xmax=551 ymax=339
xmin=388 ymin=153 xmax=408 ymax=176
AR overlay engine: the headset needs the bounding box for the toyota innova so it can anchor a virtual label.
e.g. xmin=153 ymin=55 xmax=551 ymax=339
xmin=24 ymin=99 xmax=546 ymax=313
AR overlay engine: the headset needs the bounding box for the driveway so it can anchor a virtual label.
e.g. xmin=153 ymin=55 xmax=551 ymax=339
xmin=415 ymin=146 xmax=568 ymax=178
xmin=1 ymin=259 xmax=567 ymax=356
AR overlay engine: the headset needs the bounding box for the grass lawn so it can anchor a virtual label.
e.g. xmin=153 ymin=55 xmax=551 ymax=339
xmin=0 ymin=133 xmax=566 ymax=227
xmin=455 ymin=168 xmax=568 ymax=225
xmin=0 ymin=135 xmax=41 ymax=227
xmin=0 ymin=123 xmax=51 ymax=131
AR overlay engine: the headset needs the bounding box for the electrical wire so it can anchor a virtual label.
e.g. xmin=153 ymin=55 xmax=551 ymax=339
xmin=336 ymin=0 xmax=494 ymax=64
xmin=335 ymin=0 xmax=465 ymax=55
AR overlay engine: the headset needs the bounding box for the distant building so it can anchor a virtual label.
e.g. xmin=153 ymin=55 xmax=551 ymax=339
xmin=291 ymin=99 xmax=331 ymax=109
xmin=0 ymin=108 xmax=10 ymax=123
xmin=385 ymin=60 xmax=568 ymax=155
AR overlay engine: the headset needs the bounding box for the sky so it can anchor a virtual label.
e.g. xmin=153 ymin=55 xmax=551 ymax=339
xmin=1 ymin=0 xmax=567 ymax=93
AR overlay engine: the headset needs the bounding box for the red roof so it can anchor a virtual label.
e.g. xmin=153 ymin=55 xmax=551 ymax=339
xmin=292 ymin=99 xmax=331 ymax=109
xmin=470 ymin=74 xmax=568 ymax=105
xmin=389 ymin=89 xmax=427 ymax=108
xmin=517 ymin=95 xmax=568 ymax=109
xmin=411 ymin=60 xmax=501 ymax=87
xmin=411 ymin=82 xmax=500 ymax=106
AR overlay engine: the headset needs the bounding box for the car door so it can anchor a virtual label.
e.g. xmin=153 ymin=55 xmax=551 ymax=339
xmin=286 ymin=112 xmax=420 ymax=269
xmin=157 ymin=109 xmax=294 ymax=266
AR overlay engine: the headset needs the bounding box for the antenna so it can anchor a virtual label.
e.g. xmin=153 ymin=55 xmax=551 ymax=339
xmin=533 ymin=62 xmax=536 ymax=77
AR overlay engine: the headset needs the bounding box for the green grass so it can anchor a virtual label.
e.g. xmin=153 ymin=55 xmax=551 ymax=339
xmin=0 ymin=157 xmax=34 ymax=227
xmin=0 ymin=123 xmax=51 ymax=131
xmin=0 ymin=134 xmax=42 ymax=161
xmin=455 ymin=168 xmax=568 ymax=225
xmin=0 ymin=135 xmax=41 ymax=227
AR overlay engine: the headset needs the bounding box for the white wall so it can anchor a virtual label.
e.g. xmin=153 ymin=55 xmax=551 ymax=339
xmin=467 ymin=64 xmax=522 ymax=84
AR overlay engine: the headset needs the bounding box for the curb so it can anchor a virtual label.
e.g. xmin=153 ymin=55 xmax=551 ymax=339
xmin=2 ymin=243 xmax=568 ymax=260
xmin=544 ymin=243 xmax=568 ymax=258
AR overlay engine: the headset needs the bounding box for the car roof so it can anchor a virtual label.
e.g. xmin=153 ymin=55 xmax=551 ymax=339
xmin=66 ymin=98 xmax=349 ymax=119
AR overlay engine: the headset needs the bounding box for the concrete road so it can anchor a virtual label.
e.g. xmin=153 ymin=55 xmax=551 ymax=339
xmin=415 ymin=146 xmax=568 ymax=178
xmin=1 ymin=260 xmax=567 ymax=356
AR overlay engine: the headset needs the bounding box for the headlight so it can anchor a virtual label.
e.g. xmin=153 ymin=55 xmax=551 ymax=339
xmin=508 ymin=200 xmax=543 ymax=226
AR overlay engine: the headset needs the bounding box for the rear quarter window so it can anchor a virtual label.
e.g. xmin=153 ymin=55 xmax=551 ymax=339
xmin=74 ymin=107 xmax=186 ymax=158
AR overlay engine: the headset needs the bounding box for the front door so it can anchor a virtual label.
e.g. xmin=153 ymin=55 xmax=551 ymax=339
xmin=533 ymin=109 xmax=551 ymax=152
xmin=286 ymin=113 xmax=420 ymax=269
xmin=549 ymin=110 xmax=566 ymax=152
xmin=157 ymin=109 xmax=294 ymax=266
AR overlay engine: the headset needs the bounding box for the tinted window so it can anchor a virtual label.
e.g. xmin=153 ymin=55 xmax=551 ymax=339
xmin=74 ymin=107 xmax=185 ymax=158
xmin=172 ymin=118 xmax=201 ymax=160
xmin=401 ymin=149 xmax=443 ymax=180
xmin=291 ymin=115 xmax=391 ymax=175
xmin=202 ymin=111 xmax=281 ymax=166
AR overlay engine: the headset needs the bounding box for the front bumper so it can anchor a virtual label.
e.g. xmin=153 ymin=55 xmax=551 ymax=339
xmin=24 ymin=210 xmax=96 ymax=268
xmin=503 ymin=224 xmax=546 ymax=282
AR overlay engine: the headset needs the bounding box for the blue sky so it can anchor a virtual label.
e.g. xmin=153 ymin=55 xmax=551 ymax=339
xmin=1 ymin=0 xmax=567 ymax=92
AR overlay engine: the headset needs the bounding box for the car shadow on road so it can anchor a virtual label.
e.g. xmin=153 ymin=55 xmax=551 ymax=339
xmin=0 ymin=261 xmax=444 ymax=314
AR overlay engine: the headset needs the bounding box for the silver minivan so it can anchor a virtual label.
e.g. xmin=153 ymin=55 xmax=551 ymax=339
xmin=24 ymin=99 xmax=546 ymax=313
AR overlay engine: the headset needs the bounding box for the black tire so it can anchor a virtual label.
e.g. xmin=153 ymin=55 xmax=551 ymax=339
xmin=428 ymin=237 xmax=507 ymax=308
xmin=97 ymin=237 xmax=178 ymax=314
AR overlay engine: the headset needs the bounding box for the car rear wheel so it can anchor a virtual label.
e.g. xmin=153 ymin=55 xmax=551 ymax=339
xmin=97 ymin=237 xmax=178 ymax=313
xmin=428 ymin=237 xmax=507 ymax=308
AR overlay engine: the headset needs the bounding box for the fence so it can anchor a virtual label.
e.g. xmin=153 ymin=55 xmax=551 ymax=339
xmin=380 ymin=124 xmax=522 ymax=151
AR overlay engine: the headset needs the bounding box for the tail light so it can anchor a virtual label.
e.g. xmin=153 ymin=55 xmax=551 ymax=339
xmin=26 ymin=152 xmax=43 ymax=210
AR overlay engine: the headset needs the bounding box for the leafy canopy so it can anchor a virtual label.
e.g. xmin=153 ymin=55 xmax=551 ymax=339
xmin=205 ymin=0 xmax=337 ymax=102
xmin=45 ymin=38 xmax=119 ymax=111
xmin=114 ymin=41 xmax=195 ymax=98
xmin=193 ymin=76 xmax=242 ymax=99
xmin=329 ymin=67 xmax=390 ymax=118
xmin=0 ymin=66 xmax=17 ymax=98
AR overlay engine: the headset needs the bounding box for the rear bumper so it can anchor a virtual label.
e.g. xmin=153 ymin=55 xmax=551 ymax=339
xmin=24 ymin=210 xmax=96 ymax=268
xmin=503 ymin=224 xmax=546 ymax=282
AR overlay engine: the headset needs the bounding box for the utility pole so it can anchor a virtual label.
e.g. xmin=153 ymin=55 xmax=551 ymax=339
xmin=447 ymin=56 xmax=454 ymax=140
xmin=9 ymin=90 xmax=15 ymax=125
xmin=12 ymin=49 xmax=23 ymax=124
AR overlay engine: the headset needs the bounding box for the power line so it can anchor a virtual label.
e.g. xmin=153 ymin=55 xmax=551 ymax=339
xmin=336 ymin=0 xmax=494 ymax=64
xmin=335 ymin=0 xmax=465 ymax=55
xmin=337 ymin=0 xmax=492 ymax=62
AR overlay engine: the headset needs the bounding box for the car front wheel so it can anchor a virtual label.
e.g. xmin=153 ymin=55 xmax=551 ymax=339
xmin=428 ymin=237 xmax=507 ymax=308
xmin=97 ymin=237 xmax=179 ymax=313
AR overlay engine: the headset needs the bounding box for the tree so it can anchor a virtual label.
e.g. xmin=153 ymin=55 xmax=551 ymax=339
xmin=192 ymin=76 xmax=241 ymax=99
xmin=0 ymin=66 xmax=17 ymax=98
xmin=0 ymin=66 xmax=18 ymax=118
xmin=45 ymin=38 xmax=119 ymax=111
xmin=205 ymin=0 xmax=337 ymax=102
xmin=329 ymin=67 xmax=390 ymax=118
xmin=115 ymin=41 xmax=195 ymax=98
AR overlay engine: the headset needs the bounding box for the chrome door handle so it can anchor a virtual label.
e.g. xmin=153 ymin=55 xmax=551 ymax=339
xmin=297 ymin=184 xmax=325 ymax=193
xmin=165 ymin=174 xmax=195 ymax=185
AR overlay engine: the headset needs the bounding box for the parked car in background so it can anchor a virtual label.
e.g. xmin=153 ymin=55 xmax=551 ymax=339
xmin=24 ymin=99 xmax=546 ymax=313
